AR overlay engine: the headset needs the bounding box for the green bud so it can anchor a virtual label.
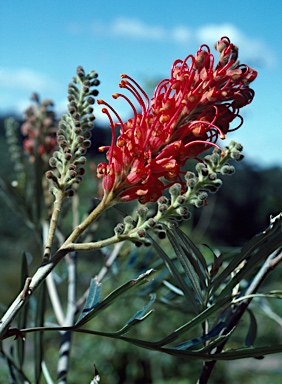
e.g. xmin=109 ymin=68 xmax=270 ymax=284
xmin=89 ymin=70 xmax=98 ymax=79
xmin=221 ymin=164 xmax=235 ymax=175
xmin=231 ymin=151 xmax=244 ymax=161
xmin=77 ymin=66 xmax=85 ymax=78
xmin=82 ymin=139 xmax=91 ymax=148
xmin=114 ymin=223 xmax=125 ymax=236
xmin=198 ymin=191 xmax=208 ymax=201
xmin=176 ymin=206 xmax=191 ymax=219
xmin=146 ymin=218 xmax=156 ymax=228
xmin=208 ymin=172 xmax=217 ymax=181
xmin=158 ymin=204 xmax=168 ymax=214
xmin=186 ymin=177 xmax=197 ymax=188
xmin=123 ymin=216 xmax=135 ymax=233
xmin=136 ymin=206 xmax=148 ymax=223
xmin=137 ymin=228 xmax=147 ymax=238
xmin=49 ymin=157 xmax=57 ymax=168
xmin=176 ymin=195 xmax=186 ymax=205
xmin=158 ymin=196 xmax=169 ymax=205
xmin=169 ymin=183 xmax=181 ymax=196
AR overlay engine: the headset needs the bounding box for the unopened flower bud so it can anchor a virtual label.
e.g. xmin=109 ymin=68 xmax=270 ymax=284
xmin=221 ymin=164 xmax=235 ymax=175
xmin=64 ymin=153 xmax=72 ymax=161
xmin=82 ymin=139 xmax=91 ymax=148
xmin=49 ymin=157 xmax=57 ymax=168
xmin=158 ymin=196 xmax=169 ymax=205
xmin=158 ymin=231 xmax=166 ymax=239
xmin=87 ymin=97 xmax=95 ymax=105
xmin=114 ymin=223 xmax=125 ymax=236
xmin=137 ymin=228 xmax=147 ymax=238
xmin=77 ymin=66 xmax=85 ymax=78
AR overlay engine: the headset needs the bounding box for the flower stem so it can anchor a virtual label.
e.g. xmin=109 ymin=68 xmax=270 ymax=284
xmin=43 ymin=189 xmax=65 ymax=261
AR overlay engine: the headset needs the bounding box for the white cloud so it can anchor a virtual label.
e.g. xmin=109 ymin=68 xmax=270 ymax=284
xmin=111 ymin=18 xmax=166 ymax=40
xmin=171 ymin=26 xmax=192 ymax=43
xmin=0 ymin=68 xmax=60 ymax=92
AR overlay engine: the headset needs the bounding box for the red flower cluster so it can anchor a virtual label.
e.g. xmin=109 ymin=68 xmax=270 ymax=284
xmin=97 ymin=37 xmax=257 ymax=203
xmin=22 ymin=94 xmax=57 ymax=165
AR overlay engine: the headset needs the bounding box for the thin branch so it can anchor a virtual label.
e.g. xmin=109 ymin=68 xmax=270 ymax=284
xmin=42 ymin=220 xmax=65 ymax=326
xmin=43 ymin=189 xmax=65 ymax=261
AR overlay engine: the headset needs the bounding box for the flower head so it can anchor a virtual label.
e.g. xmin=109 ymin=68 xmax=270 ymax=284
xmin=97 ymin=37 xmax=257 ymax=203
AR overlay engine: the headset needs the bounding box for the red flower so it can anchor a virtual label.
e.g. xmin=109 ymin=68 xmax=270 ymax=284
xmin=97 ymin=37 xmax=257 ymax=203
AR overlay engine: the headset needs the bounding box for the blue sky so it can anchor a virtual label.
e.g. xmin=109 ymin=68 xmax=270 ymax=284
xmin=1 ymin=0 xmax=281 ymax=167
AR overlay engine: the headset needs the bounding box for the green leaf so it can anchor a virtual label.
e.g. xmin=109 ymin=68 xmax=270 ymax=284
xmin=17 ymin=252 xmax=30 ymax=369
xmin=167 ymin=230 xmax=204 ymax=306
xmin=76 ymin=277 xmax=102 ymax=325
xmin=114 ymin=293 xmax=156 ymax=336
xmin=75 ymin=269 xmax=155 ymax=327
xmin=150 ymin=236 xmax=199 ymax=314
xmin=156 ymin=343 xmax=282 ymax=360
xmin=245 ymin=309 xmax=257 ymax=347
xmin=175 ymin=228 xmax=208 ymax=279
xmin=173 ymin=321 xmax=226 ymax=350
xmin=162 ymin=280 xmax=184 ymax=296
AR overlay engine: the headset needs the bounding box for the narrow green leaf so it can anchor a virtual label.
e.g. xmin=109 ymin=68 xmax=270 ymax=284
xmin=196 ymin=327 xmax=235 ymax=353
xmin=157 ymin=343 xmax=282 ymax=360
xmin=173 ymin=321 xmax=226 ymax=350
xmin=75 ymin=269 xmax=155 ymax=327
xmin=125 ymin=293 xmax=156 ymax=324
xmin=150 ymin=236 xmax=199 ymax=314
xmin=115 ymin=311 xmax=155 ymax=336
xmin=163 ymin=280 xmax=184 ymax=296
xmin=114 ymin=294 xmax=156 ymax=336
xmin=34 ymin=282 xmax=46 ymax=384
xmin=76 ymin=277 xmax=102 ymax=325
xmin=175 ymin=228 xmax=209 ymax=278
xmin=17 ymin=252 xmax=30 ymax=369
xmin=245 ymin=309 xmax=257 ymax=347
xmin=167 ymin=231 xmax=204 ymax=305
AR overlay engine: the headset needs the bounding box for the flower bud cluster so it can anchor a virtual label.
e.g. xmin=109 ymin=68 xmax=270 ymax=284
xmin=112 ymin=141 xmax=243 ymax=246
xmin=46 ymin=66 xmax=100 ymax=197
xmin=114 ymin=206 xmax=167 ymax=247
xmin=21 ymin=93 xmax=57 ymax=166
xmin=183 ymin=141 xmax=243 ymax=207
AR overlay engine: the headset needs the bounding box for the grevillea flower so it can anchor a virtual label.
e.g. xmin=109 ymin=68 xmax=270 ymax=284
xmin=97 ymin=36 xmax=257 ymax=204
